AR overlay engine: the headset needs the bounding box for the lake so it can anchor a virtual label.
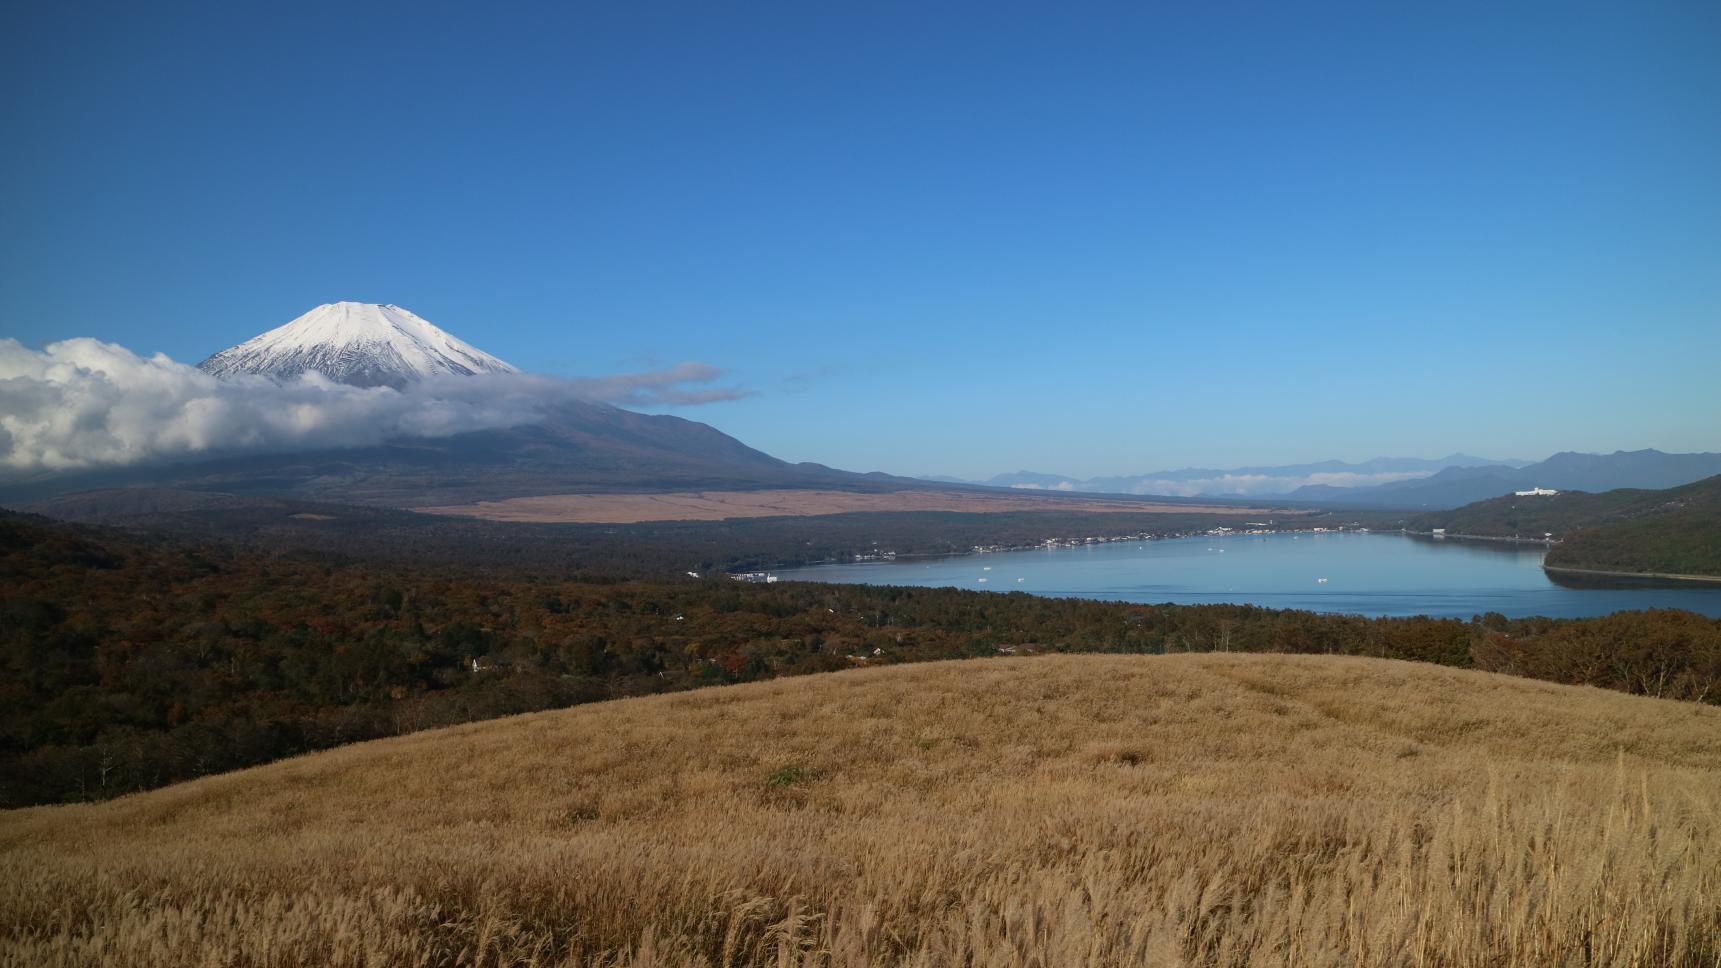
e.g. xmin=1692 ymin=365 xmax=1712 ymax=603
xmin=773 ymin=531 xmax=1721 ymax=618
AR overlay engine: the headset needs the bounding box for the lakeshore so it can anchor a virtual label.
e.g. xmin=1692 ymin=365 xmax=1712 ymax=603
xmin=774 ymin=531 xmax=1721 ymax=619
xmin=1543 ymin=564 xmax=1721 ymax=586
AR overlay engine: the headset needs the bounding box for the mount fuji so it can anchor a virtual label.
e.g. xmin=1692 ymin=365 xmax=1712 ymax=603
xmin=5 ymin=301 xmax=930 ymax=508
xmin=199 ymin=302 xmax=518 ymax=387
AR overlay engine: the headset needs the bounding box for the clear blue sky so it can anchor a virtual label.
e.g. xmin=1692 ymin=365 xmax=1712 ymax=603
xmin=4 ymin=1 xmax=1718 ymax=478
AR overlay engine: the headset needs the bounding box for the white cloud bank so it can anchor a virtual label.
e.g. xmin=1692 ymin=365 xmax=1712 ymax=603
xmin=0 ymin=338 xmax=745 ymax=477
xmin=568 ymin=362 xmax=749 ymax=408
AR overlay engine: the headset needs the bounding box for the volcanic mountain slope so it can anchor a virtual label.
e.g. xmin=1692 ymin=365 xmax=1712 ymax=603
xmin=2 ymin=300 xmax=906 ymax=505
xmin=0 ymin=398 xmax=909 ymax=507
xmin=198 ymin=301 xmax=518 ymax=387
xmin=0 ymin=302 xmax=931 ymax=507
xmin=2 ymin=653 xmax=1716 ymax=966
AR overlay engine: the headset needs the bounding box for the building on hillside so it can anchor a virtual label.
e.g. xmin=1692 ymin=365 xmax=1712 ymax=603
xmin=730 ymin=572 xmax=780 ymax=583
xmin=1514 ymin=486 xmax=1559 ymax=496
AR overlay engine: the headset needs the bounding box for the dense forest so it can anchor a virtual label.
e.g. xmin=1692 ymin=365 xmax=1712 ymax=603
xmin=1411 ymin=475 xmax=1721 ymax=578
xmin=31 ymin=487 xmax=1379 ymax=577
xmin=4 ymin=508 xmax=1718 ymax=808
xmin=1545 ymin=487 xmax=1721 ymax=579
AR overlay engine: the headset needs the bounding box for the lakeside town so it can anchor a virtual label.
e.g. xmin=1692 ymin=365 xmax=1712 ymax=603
xmin=729 ymin=522 xmax=1374 ymax=582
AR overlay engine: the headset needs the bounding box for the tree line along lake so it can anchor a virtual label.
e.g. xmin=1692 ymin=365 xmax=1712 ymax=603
xmin=774 ymin=531 xmax=1721 ymax=619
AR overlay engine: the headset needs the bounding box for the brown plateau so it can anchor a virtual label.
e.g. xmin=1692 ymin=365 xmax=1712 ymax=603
xmin=415 ymin=487 xmax=1290 ymax=524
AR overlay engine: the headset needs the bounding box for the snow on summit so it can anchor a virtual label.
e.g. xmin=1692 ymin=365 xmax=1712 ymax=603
xmin=198 ymin=302 xmax=519 ymax=387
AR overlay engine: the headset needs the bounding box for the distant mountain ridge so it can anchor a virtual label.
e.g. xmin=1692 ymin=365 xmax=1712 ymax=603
xmin=925 ymin=454 xmax=1528 ymax=498
xmin=931 ymin=450 xmax=1721 ymax=509
xmin=23 ymin=302 xmax=1721 ymax=516
xmin=1296 ymin=450 xmax=1721 ymax=508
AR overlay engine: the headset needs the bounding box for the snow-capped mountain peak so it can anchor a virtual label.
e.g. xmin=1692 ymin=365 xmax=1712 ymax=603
xmin=198 ymin=302 xmax=518 ymax=387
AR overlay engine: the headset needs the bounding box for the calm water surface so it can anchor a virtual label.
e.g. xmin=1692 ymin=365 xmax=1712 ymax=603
xmin=774 ymin=532 xmax=1721 ymax=618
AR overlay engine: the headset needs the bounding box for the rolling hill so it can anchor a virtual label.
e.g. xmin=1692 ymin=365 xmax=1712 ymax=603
xmin=1546 ymin=479 xmax=1721 ymax=580
xmin=2 ymin=653 xmax=1717 ymax=966
xmin=1410 ymin=474 xmax=1721 ymax=579
xmin=5 ymin=503 xmax=1718 ymax=810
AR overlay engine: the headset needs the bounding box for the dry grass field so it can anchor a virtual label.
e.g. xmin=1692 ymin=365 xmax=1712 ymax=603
xmin=415 ymin=487 xmax=1288 ymax=523
xmin=3 ymin=653 xmax=1718 ymax=967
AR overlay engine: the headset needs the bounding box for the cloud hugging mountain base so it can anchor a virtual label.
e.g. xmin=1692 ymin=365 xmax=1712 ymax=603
xmin=0 ymin=303 xmax=744 ymax=477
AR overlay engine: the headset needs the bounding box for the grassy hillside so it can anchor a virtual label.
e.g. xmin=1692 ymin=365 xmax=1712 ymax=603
xmin=1412 ymin=474 xmax=1721 ymax=578
xmin=1408 ymin=473 xmax=1720 ymax=539
xmin=3 ymin=654 xmax=1718 ymax=966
